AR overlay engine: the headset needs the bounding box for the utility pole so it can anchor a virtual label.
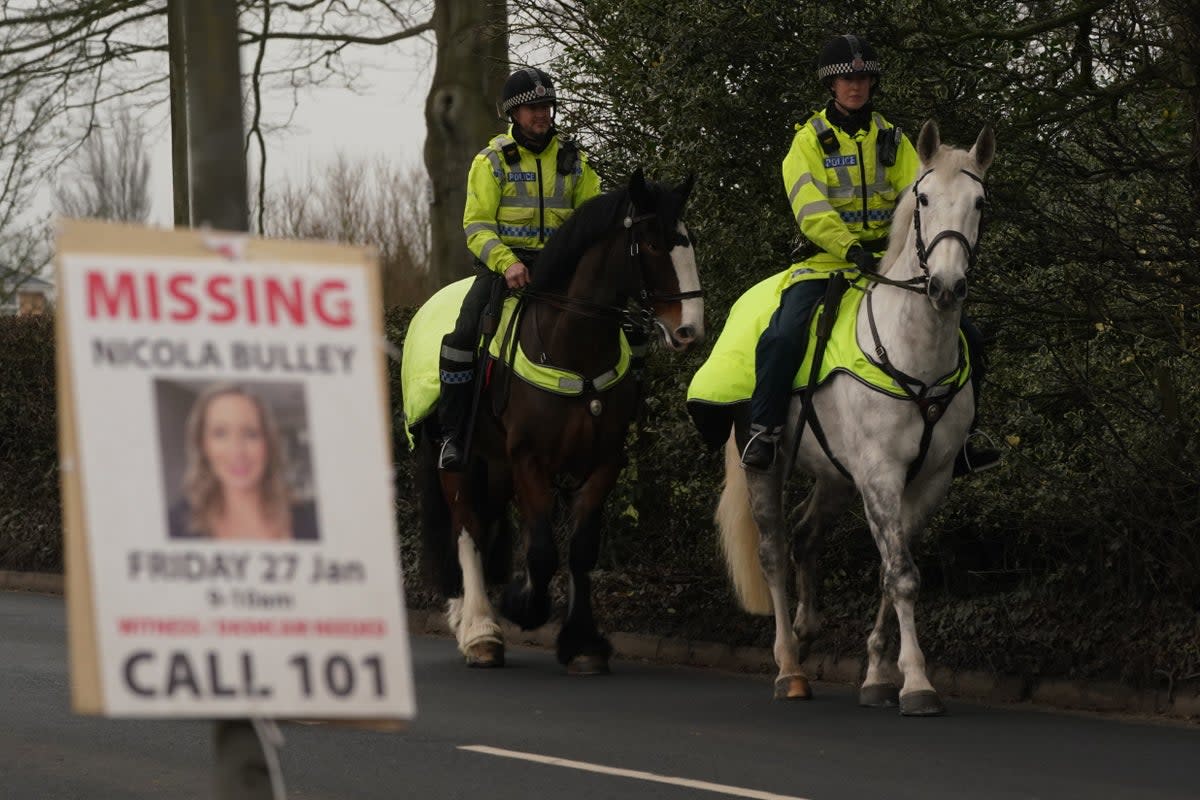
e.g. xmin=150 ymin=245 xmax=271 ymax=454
xmin=172 ymin=2 xmax=278 ymax=797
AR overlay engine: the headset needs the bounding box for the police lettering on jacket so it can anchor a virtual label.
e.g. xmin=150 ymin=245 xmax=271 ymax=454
xmin=781 ymin=109 xmax=919 ymax=289
xmin=463 ymin=127 xmax=601 ymax=273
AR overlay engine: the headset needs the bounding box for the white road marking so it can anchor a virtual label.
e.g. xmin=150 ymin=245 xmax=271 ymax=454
xmin=458 ymin=745 xmax=814 ymax=800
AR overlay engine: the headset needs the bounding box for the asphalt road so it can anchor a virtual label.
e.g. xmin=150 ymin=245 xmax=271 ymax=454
xmin=1 ymin=591 xmax=1195 ymax=800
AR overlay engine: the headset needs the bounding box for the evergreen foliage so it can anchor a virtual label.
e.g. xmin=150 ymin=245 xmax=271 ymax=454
xmin=3 ymin=0 xmax=1197 ymax=689
xmin=511 ymin=0 xmax=1200 ymax=679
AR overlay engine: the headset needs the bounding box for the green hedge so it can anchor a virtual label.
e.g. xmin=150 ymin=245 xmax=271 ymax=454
xmin=3 ymin=310 xmax=1198 ymax=690
xmin=0 ymin=315 xmax=60 ymax=572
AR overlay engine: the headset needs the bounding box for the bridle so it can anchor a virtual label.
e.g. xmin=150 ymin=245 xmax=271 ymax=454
xmin=861 ymin=167 xmax=987 ymax=296
xmin=913 ymin=167 xmax=986 ymax=276
xmin=619 ymin=206 xmax=704 ymax=333
xmin=520 ymin=203 xmax=703 ymax=333
xmin=623 ymin=208 xmax=705 ymax=304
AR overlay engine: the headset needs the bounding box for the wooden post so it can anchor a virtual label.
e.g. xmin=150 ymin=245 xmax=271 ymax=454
xmin=174 ymin=2 xmax=280 ymax=797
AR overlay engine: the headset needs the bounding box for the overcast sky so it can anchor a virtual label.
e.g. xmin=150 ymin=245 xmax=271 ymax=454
xmin=32 ymin=36 xmax=435 ymax=230
xmin=36 ymin=16 xmax=552 ymax=235
xmin=147 ymin=40 xmax=434 ymax=227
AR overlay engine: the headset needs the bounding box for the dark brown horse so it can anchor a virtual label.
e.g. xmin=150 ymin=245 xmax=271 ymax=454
xmin=409 ymin=169 xmax=703 ymax=673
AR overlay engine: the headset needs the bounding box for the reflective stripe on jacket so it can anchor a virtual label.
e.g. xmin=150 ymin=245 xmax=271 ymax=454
xmin=782 ymin=109 xmax=918 ymax=286
xmin=463 ymin=126 xmax=601 ymax=273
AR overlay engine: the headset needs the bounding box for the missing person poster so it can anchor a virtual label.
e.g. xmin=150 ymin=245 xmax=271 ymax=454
xmin=55 ymin=219 xmax=415 ymax=721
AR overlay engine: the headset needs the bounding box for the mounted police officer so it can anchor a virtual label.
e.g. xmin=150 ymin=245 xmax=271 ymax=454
xmin=437 ymin=67 xmax=601 ymax=471
xmin=741 ymin=34 xmax=1000 ymax=475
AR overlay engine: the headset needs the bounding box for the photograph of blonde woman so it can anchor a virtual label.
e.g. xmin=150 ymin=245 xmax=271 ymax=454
xmin=159 ymin=381 xmax=320 ymax=542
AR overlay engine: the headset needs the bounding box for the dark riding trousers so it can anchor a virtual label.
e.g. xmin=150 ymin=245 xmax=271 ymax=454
xmin=751 ymin=279 xmax=827 ymax=429
xmin=445 ymin=249 xmax=541 ymax=353
xmin=751 ymin=278 xmax=987 ymax=430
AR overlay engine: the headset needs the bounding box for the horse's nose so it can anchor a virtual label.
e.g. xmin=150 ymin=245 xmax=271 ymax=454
xmin=674 ymin=324 xmax=703 ymax=345
xmin=927 ymin=275 xmax=965 ymax=309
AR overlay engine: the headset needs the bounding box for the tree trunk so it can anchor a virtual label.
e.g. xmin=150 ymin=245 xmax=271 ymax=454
xmin=182 ymin=0 xmax=248 ymax=232
xmin=168 ymin=0 xmax=190 ymax=228
xmin=421 ymin=0 xmax=508 ymax=294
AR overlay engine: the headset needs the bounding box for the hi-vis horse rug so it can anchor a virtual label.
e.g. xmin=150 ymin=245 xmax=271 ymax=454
xmin=400 ymin=278 xmax=634 ymax=447
xmin=686 ymin=269 xmax=970 ymax=448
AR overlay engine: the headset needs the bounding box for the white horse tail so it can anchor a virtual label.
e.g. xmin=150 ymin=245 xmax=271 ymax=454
xmin=716 ymin=434 xmax=772 ymax=615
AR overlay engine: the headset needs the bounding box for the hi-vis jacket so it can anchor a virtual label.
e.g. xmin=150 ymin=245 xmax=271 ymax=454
xmin=782 ymin=108 xmax=918 ymax=288
xmin=464 ymin=126 xmax=601 ymax=273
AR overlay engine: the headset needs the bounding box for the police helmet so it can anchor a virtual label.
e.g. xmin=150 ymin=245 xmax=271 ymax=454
xmin=499 ymin=67 xmax=557 ymax=117
xmin=815 ymin=34 xmax=882 ymax=87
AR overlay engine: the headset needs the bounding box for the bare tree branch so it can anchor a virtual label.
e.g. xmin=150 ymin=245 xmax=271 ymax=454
xmin=53 ymin=102 xmax=152 ymax=222
xmin=256 ymin=153 xmax=431 ymax=305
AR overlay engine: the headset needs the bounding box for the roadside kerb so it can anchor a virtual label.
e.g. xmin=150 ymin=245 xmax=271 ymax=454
xmin=4 ymin=570 xmax=1197 ymax=720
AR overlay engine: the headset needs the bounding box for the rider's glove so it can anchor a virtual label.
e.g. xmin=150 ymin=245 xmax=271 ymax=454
xmin=845 ymin=245 xmax=877 ymax=274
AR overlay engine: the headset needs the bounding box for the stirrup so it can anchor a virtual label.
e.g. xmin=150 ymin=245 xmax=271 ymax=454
xmin=954 ymin=430 xmax=1001 ymax=477
xmin=740 ymin=425 xmax=781 ymax=472
xmin=438 ymin=437 xmax=465 ymax=472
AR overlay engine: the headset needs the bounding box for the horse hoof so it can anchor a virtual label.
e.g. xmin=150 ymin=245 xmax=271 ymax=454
xmin=465 ymin=642 xmax=505 ymax=668
xmin=859 ymin=683 xmax=901 ymax=707
xmin=567 ymin=655 xmax=610 ymax=676
xmin=773 ymin=676 xmax=812 ymax=701
xmin=899 ymin=690 xmax=945 ymax=716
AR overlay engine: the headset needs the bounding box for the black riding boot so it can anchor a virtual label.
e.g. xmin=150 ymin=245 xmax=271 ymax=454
xmin=437 ymin=348 xmax=475 ymax=472
xmin=954 ymin=319 xmax=1001 ymax=477
xmin=742 ymin=280 xmax=826 ymax=472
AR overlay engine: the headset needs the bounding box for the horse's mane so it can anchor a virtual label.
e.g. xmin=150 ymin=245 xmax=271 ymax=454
xmin=877 ymin=144 xmax=976 ymax=276
xmin=527 ymin=187 xmax=630 ymax=293
xmin=877 ymin=186 xmax=916 ymax=276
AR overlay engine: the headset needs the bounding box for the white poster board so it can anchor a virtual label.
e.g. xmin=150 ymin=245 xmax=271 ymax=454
xmin=56 ymin=219 xmax=414 ymax=721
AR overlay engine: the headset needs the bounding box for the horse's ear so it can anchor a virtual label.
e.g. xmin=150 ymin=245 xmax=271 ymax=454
xmin=629 ymin=167 xmax=651 ymax=211
xmin=676 ymin=173 xmax=696 ymax=204
xmin=970 ymin=126 xmax=995 ymax=173
xmin=917 ymin=120 xmax=941 ymax=165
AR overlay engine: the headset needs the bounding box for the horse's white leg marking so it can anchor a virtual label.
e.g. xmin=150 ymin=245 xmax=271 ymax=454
xmin=455 ymin=528 xmax=502 ymax=653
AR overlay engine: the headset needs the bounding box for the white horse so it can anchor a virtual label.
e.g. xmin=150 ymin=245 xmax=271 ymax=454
xmin=717 ymin=121 xmax=994 ymax=715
